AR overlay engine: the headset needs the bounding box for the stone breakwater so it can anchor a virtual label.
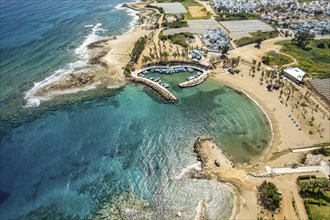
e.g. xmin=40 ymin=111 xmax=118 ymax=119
xmin=128 ymin=77 xmax=177 ymax=102
xmin=179 ymin=72 xmax=209 ymax=88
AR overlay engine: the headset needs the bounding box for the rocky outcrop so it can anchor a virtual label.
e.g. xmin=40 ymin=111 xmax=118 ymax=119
xmin=193 ymin=137 xmax=214 ymax=169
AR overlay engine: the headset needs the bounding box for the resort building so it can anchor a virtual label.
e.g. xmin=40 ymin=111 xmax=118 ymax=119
xmin=283 ymin=67 xmax=307 ymax=84
xmin=199 ymin=28 xmax=231 ymax=51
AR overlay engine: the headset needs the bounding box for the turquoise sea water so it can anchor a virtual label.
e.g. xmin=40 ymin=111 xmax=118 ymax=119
xmin=0 ymin=0 xmax=271 ymax=219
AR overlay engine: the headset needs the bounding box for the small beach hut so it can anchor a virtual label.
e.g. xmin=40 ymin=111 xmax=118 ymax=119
xmin=283 ymin=67 xmax=306 ymax=84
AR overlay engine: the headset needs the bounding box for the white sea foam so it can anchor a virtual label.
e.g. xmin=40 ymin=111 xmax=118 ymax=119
xmin=115 ymin=2 xmax=139 ymax=32
xmin=114 ymin=3 xmax=123 ymax=10
xmin=24 ymin=23 xmax=104 ymax=107
xmin=25 ymin=0 xmax=141 ymax=107
xmin=175 ymin=162 xmax=202 ymax=180
xmin=126 ymin=7 xmax=139 ymax=32
xmin=75 ymin=23 xmax=104 ymax=60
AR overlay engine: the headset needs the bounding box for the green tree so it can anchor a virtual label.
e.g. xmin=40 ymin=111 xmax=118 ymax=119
xmin=292 ymin=32 xmax=315 ymax=48
xmin=258 ymin=181 xmax=281 ymax=213
xmin=221 ymin=45 xmax=230 ymax=56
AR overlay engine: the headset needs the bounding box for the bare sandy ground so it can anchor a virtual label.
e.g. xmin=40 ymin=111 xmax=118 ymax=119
xmin=188 ymin=6 xmax=208 ymax=17
xmin=102 ymin=26 xmax=149 ymax=75
xmin=203 ymin=38 xmax=330 ymax=219
xmin=197 ymin=1 xmax=216 ymax=16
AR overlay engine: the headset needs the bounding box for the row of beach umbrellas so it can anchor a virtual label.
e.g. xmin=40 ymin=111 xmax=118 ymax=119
xmin=288 ymin=114 xmax=302 ymax=131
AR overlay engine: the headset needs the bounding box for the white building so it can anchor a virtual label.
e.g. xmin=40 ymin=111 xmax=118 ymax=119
xmin=283 ymin=67 xmax=307 ymax=84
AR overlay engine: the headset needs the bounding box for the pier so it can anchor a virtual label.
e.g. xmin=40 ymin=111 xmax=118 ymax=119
xmin=179 ymin=71 xmax=209 ymax=88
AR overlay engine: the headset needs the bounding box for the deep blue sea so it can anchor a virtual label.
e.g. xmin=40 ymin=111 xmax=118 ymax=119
xmin=0 ymin=0 xmax=271 ymax=219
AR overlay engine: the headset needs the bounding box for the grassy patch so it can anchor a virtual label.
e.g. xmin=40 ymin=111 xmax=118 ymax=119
xmin=235 ymin=31 xmax=279 ymax=47
xmin=298 ymin=177 xmax=330 ymax=220
xmin=182 ymin=0 xmax=212 ymax=20
xmin=215 ymin=12 xmax=259 ymax=21
xmin=276 ymin=39 xmax=330 ymax=78
xmin=262 ymin=51 xmax=293 ymax=67
xmin=166 ymin=19 xmax=188 ymax=28
xmin=309 ymin=203 xmax=330 ymax=220
xmin=159 ymin=32 xmax=193 ymax=48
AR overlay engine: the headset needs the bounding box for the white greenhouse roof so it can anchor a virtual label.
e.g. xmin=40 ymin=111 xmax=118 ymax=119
xmin=151 ymin=3 xmax=187 ymax=14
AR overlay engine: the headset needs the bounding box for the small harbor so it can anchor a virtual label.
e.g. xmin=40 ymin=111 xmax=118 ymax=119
xmin=131 ymin=65 xmax=209 ymax=101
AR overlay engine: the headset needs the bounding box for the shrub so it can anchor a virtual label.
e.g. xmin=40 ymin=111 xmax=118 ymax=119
xmin=310 ymin=147 xmax=330 ymax=156
xmin=131 ymin=36 xmax=147 ymax=63
xmin=304 ymin=200 xmax=313 ymax=220
xmin=317 ymin=43 xmax=325 ymax=48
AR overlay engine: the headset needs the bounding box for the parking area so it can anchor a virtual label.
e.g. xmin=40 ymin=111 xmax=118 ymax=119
xmin=164 ymin=19 xmax=222 ymax=35
xmin=151 ymin=3 xmax=187 ymax=14
xmin=220 ymin=20 xmax=274 ymax=39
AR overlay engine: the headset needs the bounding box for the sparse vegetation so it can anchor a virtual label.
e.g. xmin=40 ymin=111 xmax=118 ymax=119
xmin=310 ymin=147 xmax=330 ymax=156
xmin=235 ymin=31 xmax=278 ymax=47
xmin=276 ymin=39 xmax=330 ymax=78
xmin=165 ymin=19 xmax=188 ymax=28
xmin=131 ymin=36 xmax=147 ymax=63
xmin=215 ymin=12 xmax=259 ymax=21
xmin=262 ymin=51 xmax=293 ymax=67
xmin=160 ymin=32 xmax=193 ymax=48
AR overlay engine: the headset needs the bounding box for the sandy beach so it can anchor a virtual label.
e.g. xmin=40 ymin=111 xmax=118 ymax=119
xmin=197 ymin=38 xmax=330 ymax=219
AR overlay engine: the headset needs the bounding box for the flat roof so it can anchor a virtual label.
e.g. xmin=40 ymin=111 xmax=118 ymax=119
xmin=151 ymin=3 xmax=187 ymax=14
xmin=284 ymin=67 xmax=307 ymax=82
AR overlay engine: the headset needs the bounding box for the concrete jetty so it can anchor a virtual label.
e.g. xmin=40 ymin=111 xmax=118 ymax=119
xmin=179 ymin=71 xmax=209 ymax=88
